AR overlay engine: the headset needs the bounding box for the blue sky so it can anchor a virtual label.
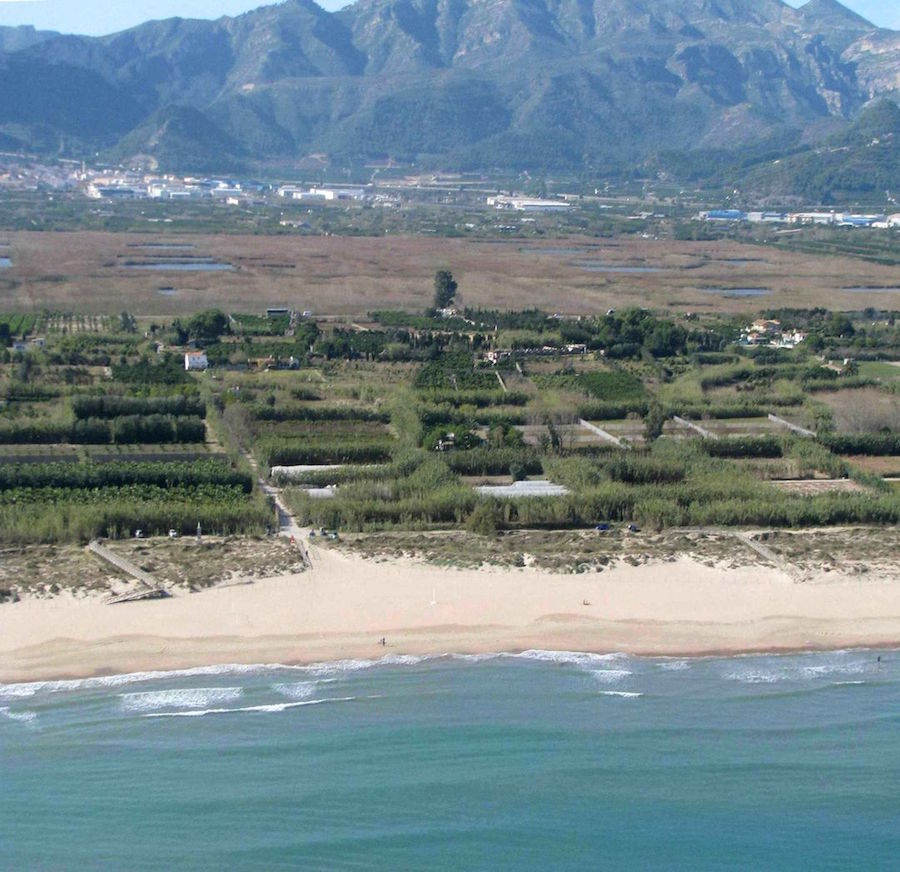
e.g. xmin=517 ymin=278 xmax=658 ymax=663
xmin=0 ymin=0 xmax=897 ymax=36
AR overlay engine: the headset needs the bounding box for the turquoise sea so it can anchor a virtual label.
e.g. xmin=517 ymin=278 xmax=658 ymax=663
xmin=2 ymin=649 xmax=899 ymax=870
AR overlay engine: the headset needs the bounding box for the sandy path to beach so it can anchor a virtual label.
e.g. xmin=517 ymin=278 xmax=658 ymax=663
xmin=2 ymin=544 xmax=900 ymax=682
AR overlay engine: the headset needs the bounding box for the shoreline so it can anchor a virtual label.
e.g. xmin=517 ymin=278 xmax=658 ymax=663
xmin=4 ymin=545 xmax=900 ymax=684
xmin=4 ymin=638 xmax=899 ymax=690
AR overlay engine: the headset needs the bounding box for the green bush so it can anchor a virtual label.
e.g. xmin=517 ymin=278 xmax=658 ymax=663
xmin=466 ymin=501 xmax=502 ymax=535
xmin=703 ymin=436 xmax=783 ymax=458
xmin=821 ymin=433 xmax=900 ymax=455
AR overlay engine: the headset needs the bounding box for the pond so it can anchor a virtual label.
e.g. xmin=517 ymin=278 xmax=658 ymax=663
xmin=0 ymin=257 xmax=11 ymax=269
xmin=844 ymin=286 xmax=900 ymax=293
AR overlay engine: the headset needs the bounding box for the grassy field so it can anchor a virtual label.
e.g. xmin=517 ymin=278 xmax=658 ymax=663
xmin=3 ymin=232 xmax=900 ymax=316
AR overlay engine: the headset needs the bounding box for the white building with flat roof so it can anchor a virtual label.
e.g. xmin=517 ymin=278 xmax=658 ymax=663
xmin=487 ymin=195 xmax=571 ymax=212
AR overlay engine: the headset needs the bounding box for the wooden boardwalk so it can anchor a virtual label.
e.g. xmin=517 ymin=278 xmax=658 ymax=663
xmin=88 ymin=540 xmax=171 ymax=604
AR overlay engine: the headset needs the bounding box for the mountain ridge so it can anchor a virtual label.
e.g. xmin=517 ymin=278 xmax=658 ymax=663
xmin=0 ymin=0 xmax=896 ymax=184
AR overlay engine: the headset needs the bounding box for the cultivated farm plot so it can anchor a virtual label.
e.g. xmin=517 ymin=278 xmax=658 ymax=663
xmin=41 ymin=314 xmax=111 ymax=334
xmin=661 ymin=419 xmax=702 ymax=439
xmin=0 ymin=354 xmax=267 ymax=543
xmin=770 ymin=479 xmax=866 ymax=495
xmin=844 ymin=455 xmax=900 ymax=476
xmin=700 ymin=417 xmax=785 ymax=438
xmin=0 ymin=446 xmax=80 ymax=464
xmin=728 ymin=457 xmax=806 ymax=480
xmin=0 ymin=313 xmax=38 ymax=336
xmin=586 ymin=419 xmax=647 ymax=447
xmin=514 ymin=423 xmax=610 ymax=448
xmin=84 ymin=444 xmax=223 ymax=463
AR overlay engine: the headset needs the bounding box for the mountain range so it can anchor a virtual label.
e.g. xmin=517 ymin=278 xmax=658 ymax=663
xmin=0 ymin=0 xmax=898 ymax=187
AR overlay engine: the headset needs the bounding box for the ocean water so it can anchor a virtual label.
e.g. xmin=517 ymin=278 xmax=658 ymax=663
xmin=2 ymin=649 xmax=898 ymax=870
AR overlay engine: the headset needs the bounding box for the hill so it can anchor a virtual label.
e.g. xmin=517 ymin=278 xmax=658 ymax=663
xmin=732 ymin=100 xmax=900 ymax=202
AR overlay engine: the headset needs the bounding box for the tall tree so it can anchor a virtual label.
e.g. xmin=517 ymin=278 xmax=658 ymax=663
xmin=433 ymin=270 xmax=458 ymax=310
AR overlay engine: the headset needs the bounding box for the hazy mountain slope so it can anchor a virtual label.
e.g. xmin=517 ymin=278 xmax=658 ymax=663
xmin=734 ymin=99 xmax=900 ymax=200
xmin=0 ymin=25 xmax=58 ymax=53
xmin=0 ymin=0 xmax=895 ymax=181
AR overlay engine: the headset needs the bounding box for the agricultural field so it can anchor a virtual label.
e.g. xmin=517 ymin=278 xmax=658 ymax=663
xmin=0 ymin=334 xmax=270 ymax=544
xmin=200 ymin=304 xmax=900 ymax=535
xmin=3 ymin=297 xmax=900 ymax=550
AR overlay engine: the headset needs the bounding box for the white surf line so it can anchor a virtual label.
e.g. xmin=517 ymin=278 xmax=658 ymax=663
xmin=143 ymin=695 xmax=368 ymax=718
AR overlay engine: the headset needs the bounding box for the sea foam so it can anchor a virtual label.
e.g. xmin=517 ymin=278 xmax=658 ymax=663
xmin=724 ymin=655 xmax=874 ymax=685
xmin=120 ymin=687 xmax=243 ymax=713
xmin=0 ymin=706 xmax=37 ymax=723
xmin=591 ymin=669 xmax=633 ymax=684
xmin=143 ymin=695 xmax=360 ymax=718
xmin=514 ymin=649 xmax=630 ymax=666
xmin=271 ymin=681 xmax=317 ymax=700
xmin=0 ymin=662 xmax=310 ymax=699
xmin=657 ymin=660 xmax=690 ymax=671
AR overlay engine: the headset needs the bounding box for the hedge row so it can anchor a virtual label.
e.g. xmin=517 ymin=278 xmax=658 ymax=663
xmin=0 ymin=460 xmax=250 ymax=493
xmin=702 ymin=436 xmax=784 ymax=458
xmin=251 ymin=405 xmax=390 ymax=423
xmin=0 ymin=415 xmax=206 ymax=445
xmin=821 ymin=433 xmax=900 ymax=456
xmin=257 ymin=438 xmax=394 ymax=468
xmin=73 ymin=395 xmax=205 ymax=420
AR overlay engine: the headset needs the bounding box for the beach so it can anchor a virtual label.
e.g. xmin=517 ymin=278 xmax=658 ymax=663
xmin=3 ymin=541 xmax=900 ymax=683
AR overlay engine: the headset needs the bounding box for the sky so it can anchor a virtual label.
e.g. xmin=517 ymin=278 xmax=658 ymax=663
xmin=0 ymin=0 xmax=897 ymax=37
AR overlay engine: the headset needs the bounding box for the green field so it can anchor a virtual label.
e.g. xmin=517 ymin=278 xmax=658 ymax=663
xmin=1 ymin=299 xmax=899 ymax=543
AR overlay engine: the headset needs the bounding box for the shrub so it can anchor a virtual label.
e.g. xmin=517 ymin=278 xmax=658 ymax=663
xmin=703 ymin=436 xmax=783 ymax=458
xmin=821 ymin=433 xmax=900 ymax=455
xmin=466 ymin=502 xmax=502 ymax=535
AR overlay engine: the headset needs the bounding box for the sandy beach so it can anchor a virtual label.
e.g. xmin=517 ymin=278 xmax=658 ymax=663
xmin=3 ymin=541 xmax=900 ymax=683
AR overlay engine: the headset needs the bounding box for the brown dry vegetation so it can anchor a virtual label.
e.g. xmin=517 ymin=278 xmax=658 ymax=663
xmin=335 ymin=525 xmax=900 ymax=578
xmin=755 ymin=527 xmax=900 ymax=578
xmin=818 ymin=388 xmax=900 ymax=434
xmin=332 ymin=528 xmax=746 ymax=572
xmin=105 ymin=536 xmax=308 ymax=592
xmin=2 ymin=536 xmax=307 ymax=600
xmin=0 ymin=545 xmax=115 ymax=599
xmin=2 ymin=232 xmax=900 ymax=316
xmin=845 ymin=455 xmax=900 ymax=476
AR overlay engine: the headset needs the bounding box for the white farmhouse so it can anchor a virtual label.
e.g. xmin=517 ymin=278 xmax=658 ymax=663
xmin=184 ymin=350 xmax=208 ymax=371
